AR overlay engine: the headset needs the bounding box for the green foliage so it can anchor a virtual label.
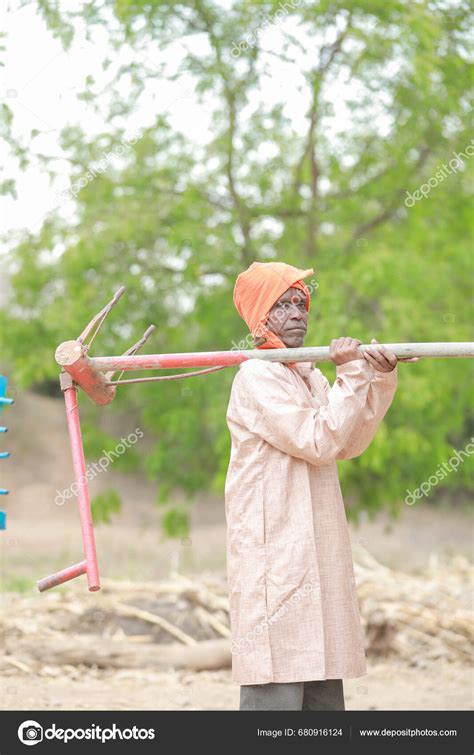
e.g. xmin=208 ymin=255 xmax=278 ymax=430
xmin=81 ymin=423 xmax=141 ymax=473
xmin=2 ymin=576 xmax=34 ymax=593
xmin=161 ymin=508 xmax=190 ymax=538
xmin=91 ymin=488 xmax=122 ymax=524
xmin=2 ymin=0 xmax=473 ymax=530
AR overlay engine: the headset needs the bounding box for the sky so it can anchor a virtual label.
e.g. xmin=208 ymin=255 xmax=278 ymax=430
xmin=0 ymin=0 xmax=391 ymax=257
xmin=1 ymin=0 xmax=213 ymax=240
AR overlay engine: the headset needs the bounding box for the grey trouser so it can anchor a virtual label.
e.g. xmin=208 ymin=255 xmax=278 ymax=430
xmin=240 ymin=679 xmax=345 ymax=711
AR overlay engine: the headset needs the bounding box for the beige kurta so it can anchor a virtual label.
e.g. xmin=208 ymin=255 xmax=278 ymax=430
xmin=224 ymin=356 xmax=397 ymax=685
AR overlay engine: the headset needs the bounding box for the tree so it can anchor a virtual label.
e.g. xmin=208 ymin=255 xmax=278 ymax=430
xmin=1 ymin=0 xmax=472 ymax=529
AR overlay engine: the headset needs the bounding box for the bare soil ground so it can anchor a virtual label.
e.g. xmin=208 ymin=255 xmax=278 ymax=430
xmin=2 ymin=661 xmax=472 ymax=711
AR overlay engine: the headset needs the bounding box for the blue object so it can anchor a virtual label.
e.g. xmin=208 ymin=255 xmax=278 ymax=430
xmin=0 ymin=376 xmax=14 ymax=414
xmin=0 ymin=375 xmax=13 ymax=529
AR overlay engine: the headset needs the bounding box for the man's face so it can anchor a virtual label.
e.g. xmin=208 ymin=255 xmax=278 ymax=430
xmin=266 ymin=286 xmax=308 ymax=348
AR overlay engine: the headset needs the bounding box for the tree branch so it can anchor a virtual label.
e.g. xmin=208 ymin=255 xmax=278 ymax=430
xmin=291 ymin=19 xmax=352 ymax=259
xmin=194 ymin=0 xmax=253 ymax=266
xmin=348 ymin=145 xmax=432 ymax=247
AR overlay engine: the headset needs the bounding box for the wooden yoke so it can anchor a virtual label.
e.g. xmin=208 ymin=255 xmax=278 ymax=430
xmin=38 ymin=288 xmax=155 ymax=592
xmin=38 ymin=284 xmax=474 ymax=593
xmin=55 ymin=340 xmax=116 ymax=406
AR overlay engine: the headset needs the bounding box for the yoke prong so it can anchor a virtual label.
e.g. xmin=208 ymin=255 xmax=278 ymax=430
xmin=105 ymin=324 xmax=156 ymax=383
xmin=77 ymin=285 xmax=126 ymax=348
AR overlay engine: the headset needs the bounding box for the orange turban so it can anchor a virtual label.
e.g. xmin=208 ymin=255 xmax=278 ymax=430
xmin=233 ymin=261 xmax=314 ymax=365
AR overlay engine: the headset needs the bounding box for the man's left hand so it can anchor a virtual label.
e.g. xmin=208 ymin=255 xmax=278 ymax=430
xmin=363 ymin=338 xmax=421 ymax=372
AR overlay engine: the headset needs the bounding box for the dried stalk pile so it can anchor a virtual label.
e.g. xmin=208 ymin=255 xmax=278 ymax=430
xmin=1 ymin=572 xmax=232 ymax=677
xmin=353 ymin=547 xmax=473 ymax=664
xmin=1 ymin=552 xmax=471 ymax=678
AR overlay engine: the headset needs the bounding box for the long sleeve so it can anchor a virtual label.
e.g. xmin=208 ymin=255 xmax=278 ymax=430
xmin=319 ymin=362 xmax=397 ymax=460
xmin=229 ymin=359 xmax=379 ymax=467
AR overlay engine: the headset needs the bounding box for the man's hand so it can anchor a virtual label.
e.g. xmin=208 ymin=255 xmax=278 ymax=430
xmin=330 ymin=337 xmax=363 ymax=365
xmin=363 ymin=338 xmax=421 ymax=372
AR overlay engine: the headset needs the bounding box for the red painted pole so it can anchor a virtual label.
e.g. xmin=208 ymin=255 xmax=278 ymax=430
xmin=37 ymin=383 xmax=100 ymax=592
xmin=63 ymin=385 xmax=100 ymax=591
xmin=93 ymin=350 xmax=251 ymax=370
xmin=37 ymin=560 xmax=87 ymax=592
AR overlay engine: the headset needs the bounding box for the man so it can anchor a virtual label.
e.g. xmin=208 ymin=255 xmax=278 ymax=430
xmin=224 ymin=261 xmax=418 ymax=712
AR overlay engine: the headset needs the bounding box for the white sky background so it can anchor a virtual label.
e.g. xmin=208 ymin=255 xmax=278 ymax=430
xmin=1 ymin=0 xmax=219 ymax=240
xmin=0 ymin=1 xmax=392 ymax=254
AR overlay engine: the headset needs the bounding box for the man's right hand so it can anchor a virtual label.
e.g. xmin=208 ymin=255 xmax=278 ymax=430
xmin=330 ymin=337 xmax=363 ymax=365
